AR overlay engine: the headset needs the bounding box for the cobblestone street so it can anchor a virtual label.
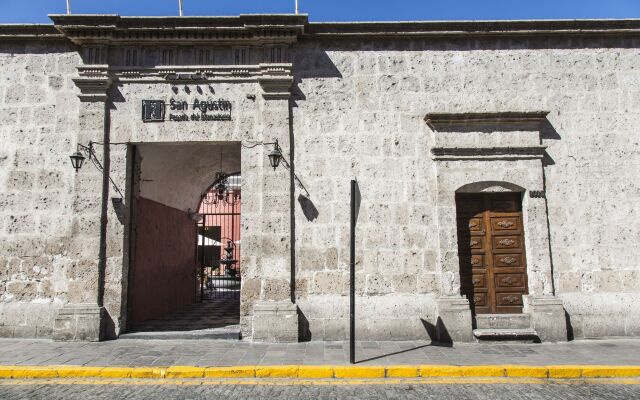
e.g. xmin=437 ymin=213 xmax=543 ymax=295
xmin=0 ymin=380 xmax=638 ymax=399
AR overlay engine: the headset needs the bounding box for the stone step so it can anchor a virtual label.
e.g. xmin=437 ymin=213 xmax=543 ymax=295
xmin=119 ymin=325 xmax=241 ymax=340
xmin=473 ymin=328 xmax=539 ymax=343
xmin=475 ymin=313 xmax=531 ymax=330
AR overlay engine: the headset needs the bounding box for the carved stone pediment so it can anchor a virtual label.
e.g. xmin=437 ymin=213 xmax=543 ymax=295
xmin=426 ymin=111 xmax=550 ymax=161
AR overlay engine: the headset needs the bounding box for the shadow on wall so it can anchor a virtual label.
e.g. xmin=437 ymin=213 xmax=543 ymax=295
xmin=298 ymin=308 xmax=311 ymax=341
xmin=297 ymin=194 xmax=319 ymax=222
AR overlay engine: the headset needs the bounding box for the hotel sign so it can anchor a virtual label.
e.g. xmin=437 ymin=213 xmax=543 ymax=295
xmin=142 ymin=98 xmax=232 ymax=122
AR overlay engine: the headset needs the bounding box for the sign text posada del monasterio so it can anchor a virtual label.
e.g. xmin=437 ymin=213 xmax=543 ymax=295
xmin=141 ymin=98 xmax=232 ymax=122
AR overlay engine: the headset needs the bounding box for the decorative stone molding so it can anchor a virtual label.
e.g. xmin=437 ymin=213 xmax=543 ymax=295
xmin=258 ymin=75 xmax=294 ymax=100
xmin=431 ymin=146 xmax=547 ymax=161
xmin=109 ymin=63 xmax=294 ymax=84
xmin=50 ymin=14 xmax=307 ymax=46
xmin=307 ymin=20 xmax=640 ymax=38
xmin=425 ymin=111 xmax=549 ymax=131
xmin=73 ymin=65 xmax=112 ymax=102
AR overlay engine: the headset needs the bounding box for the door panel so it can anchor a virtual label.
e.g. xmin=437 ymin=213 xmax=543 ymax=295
xmin=456 ymin=193 xmax=528 ymax=314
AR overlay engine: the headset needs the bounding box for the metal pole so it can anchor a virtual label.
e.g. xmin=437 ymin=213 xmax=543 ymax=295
xmin=295 ymin=0 xmax=299 ymax=15
xmin=179 ymin=0 xmax=183 ymax=16
xmin=349 ymin=180 xmax=356 ymax=364
xmin=66 ymin=0 xmax=70 ymax=15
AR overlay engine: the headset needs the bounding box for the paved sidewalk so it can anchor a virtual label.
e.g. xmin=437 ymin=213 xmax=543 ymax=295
xmin=0 ymin=338 xmax=638 ymax=367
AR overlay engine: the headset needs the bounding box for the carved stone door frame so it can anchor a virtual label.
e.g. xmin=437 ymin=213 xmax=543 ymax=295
xmin=427 ymin=112 xmax=567 ymax=342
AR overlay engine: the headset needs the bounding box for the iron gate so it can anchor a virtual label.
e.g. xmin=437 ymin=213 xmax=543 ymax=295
xmin=197 ymin=172 xmax=241 ymax=301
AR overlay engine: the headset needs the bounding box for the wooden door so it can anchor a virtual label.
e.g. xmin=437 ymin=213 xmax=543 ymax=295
xmin=456 ymin=193 xmax=528 ymax=314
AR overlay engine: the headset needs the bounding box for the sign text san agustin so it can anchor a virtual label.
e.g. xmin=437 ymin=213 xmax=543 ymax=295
xmin=169 ymin=98 xmax=232 ymax=121
xmin=141 ymin=97 xmax=232 ymax=122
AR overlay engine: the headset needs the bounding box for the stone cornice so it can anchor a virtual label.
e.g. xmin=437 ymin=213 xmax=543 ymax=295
xmin=308 ymin=19 xmax=640 ymax=38
xmin=3 ymin=18 xmax=640 ymax=42
xmin=431 ymin=146 xmax=547 ymax=161
xmin=0 ymin=24 xmax=65 ymax=40
xmin=425 ymin=112 xmax=549 ymax=131
xmin=49 ymin=14 xmax=307 ymax=46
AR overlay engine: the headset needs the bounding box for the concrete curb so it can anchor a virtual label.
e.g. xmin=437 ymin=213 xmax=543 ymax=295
xmin=0 ymin=365 xmax=639 ymax=379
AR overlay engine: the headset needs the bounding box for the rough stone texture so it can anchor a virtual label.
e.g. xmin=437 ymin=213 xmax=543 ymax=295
xmin=290 ymin=36 xmax=640 ymax=341
xmin=0 ymin=22 xmax=639 ymax=342
xmin=0 ymin=40 xmax=81 ymax=338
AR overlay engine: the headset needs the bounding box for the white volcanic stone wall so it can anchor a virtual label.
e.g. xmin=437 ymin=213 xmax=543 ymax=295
xmin=289 ymin=36 xmax=640 ymax=340
xmin=0 ymin=40 xmax=81 ymax=337
xmin=0 ymin=33 xmax=639 ymax=340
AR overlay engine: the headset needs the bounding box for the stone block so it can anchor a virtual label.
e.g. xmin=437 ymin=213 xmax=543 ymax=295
xmin=391 ymin=274 xmax=417 ymax=293
xmin=251 ymin=300 xmax=298 ymax=342
xmin=52 ymin=303 xmax=105 ymax=341
xmin=436 ymin=296 xmax=473 ymax=343
xmin=523 ymin=295 xmax=568 ymax=342
xmin=365 ymin=274 xmax=392 ymax=295
xmin=311 ymin=271 xmax=347 ymax=295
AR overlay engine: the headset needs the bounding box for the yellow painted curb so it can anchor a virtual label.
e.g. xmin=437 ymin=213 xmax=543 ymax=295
xmin=56 ymin=366 xmax=104 ymax=378
xmin=419 ymin=365 xmax=463 ymax=377
xmin=205 ymin=366 xmax=256 ymax=378
xmin=0 ymin=364 xmax=639 ymax=380
xmin=165 ymin=366 xmax=205 ymax=378
xmin=11 ymin=367 xmax=59 ymax=379
xmin=0 ymin=367 xmax=14 ymax=379
xmin=386 ymin=365 xmax=419 ymax=378
xmin=297 ymin=366 xmax=334 ymax=378
xmin=130 ymin=368 xmax=166 ymax=379
xmin=334 ymin=366 xmax=385 ymax=379
xmin=547 ymin=365 xmax=582 ymax=379
xmin=255 ymin=366 xmax=299 ymax=378
xmin=96 ymin=367 xmax=134 ymax=379
xmin=504 ymin=365 xmax=548 ymax=378
xmin=582 ymin=366 xmax=640 ymax=378
xmin=460 ymin=366 xmax=505 ymax=377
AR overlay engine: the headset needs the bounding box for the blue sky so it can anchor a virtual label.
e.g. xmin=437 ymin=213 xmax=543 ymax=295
xmin=1 ymin=0 xmax=640 ymax=23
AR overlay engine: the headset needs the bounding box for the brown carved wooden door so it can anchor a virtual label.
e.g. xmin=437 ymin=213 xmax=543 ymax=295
xmin=456 ymin=193 xmax=528 ymax=314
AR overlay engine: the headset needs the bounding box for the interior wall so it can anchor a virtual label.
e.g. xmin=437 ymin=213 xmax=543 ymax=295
xmin=129 ymin=196 xmax=196 ymax=327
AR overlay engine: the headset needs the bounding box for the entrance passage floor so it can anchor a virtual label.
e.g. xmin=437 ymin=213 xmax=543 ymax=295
xmin=123 ymin=297 xmax=239 ymax=340
xmin=0 ymin=339 xmax=638 ymax=367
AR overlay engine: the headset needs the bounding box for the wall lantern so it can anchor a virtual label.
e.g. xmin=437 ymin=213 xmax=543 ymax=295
xmin=69 ymin=151 xmax=86 ymax=172
xmin=268 ymin=140 xmax=283 ymax=170
xmin=68 ymin=141 xmax=125 ymax=199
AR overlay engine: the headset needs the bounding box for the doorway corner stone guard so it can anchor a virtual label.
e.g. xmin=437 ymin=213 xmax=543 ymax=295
xmin=428 ymin=111 xmax=567 ymax=342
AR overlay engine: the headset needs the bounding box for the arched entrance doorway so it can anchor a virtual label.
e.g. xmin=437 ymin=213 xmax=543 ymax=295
xmin=194 ymin=172 xmax=242 ymax=331
xmin=123 ymin=143 xmax=241 ymax=339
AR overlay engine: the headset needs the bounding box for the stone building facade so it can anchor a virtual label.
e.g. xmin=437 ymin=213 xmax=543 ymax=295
xmin=0 ymin=15 xmax=639 ymax=342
